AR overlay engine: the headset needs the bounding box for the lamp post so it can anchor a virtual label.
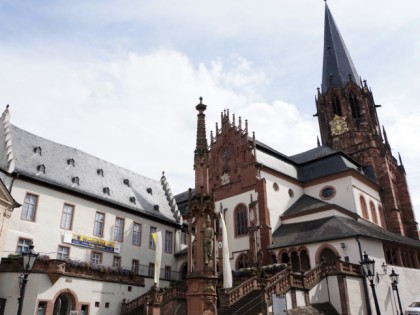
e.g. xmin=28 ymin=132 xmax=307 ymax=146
xmin=17 ymin=242 xmax=38 ymax=315
xmin=360 ymin=252 xmax=381 ymax=315
xmin=389 ymin=269 xmax=403 ymax=315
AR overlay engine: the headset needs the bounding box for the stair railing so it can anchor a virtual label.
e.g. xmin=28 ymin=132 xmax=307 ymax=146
xmin=231 ymin=292 xmax=262 ymax=315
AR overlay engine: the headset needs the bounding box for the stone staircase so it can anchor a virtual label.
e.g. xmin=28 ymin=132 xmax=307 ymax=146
xmin=287 ymin=302 xmax=339 ymax=315
xmin=218 ymin=290 xmax=262 ymax=315
xmin=121 ymin=260 xmax=361 ymax=315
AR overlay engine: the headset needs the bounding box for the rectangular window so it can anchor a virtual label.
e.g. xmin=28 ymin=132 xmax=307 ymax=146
xmin=164 ymin=266 xmax=172 ymax=280
xmin=16 ymin=238 xmax=31 ymax=254
xmin=57 ymin=246 xmax=70 ymax=260
xmin=21 ymin=193 xmax=38 ymax=221
xmin=93 ymin=212 xmax=105 ymax=237
xmin=60 ymin=204 xmax=74 ymax=230
xmin=113 ymin=256 xmax=121 ymax=269
xmin=165 ymin=231 xmax=173 ymax=254
xmin=114 ymin=217 xmax=124 ymax=242
xmin=132 ymin=223 xmax=142 ymax=246
xmin=132 ymin=259 xmax=139 ymax=274
xmin=149 ymin=227 xmax=157 ymax=250
xmin=181 ymin=231 xmax=187 ymax=245
xmin=91 ymin=252 xmax=102 ymax=265
xmin=148 ymin=263 xmax=155 ymax=278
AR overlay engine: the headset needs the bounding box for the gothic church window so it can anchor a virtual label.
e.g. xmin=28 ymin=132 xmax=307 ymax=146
xmin=349 ymin=93 xmax=361 ymax=118
xmin=332 ymin=95 xmax=342 ymax=116
xmin=234 ymin=204 xmax=248 ymax=236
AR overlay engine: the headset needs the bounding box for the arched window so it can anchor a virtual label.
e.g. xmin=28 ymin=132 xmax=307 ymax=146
xmin=378 ymin=206 xmax=386 ymax=227
xmin=349 ymin=93 xmax=361 ymax=118
xmin=280 ymin=252 xmax=290 ymax=265
xmin=370 ymin=201 xmax=378 ymax=224
xmin=300 ymin=249 xmax=310 ymax=271
xmin=236 ymin=253 xmax=249 ymax=269
xmin=291 ymin=251 xmax=300 ymax=272
xmin=319 ymin=248 xmax=338 ymax=262
xmin=315 ymin=244 xmax=340 ymax=264
xmin=360 ymin=196 xmax=368 ymax=219
xmin=270 ymin=253 xmax=277 ymax=264
xmin=332 ymin=95 xmax=342 ymax=116
xmin=234 ymin=204 xmax=248 ymax=236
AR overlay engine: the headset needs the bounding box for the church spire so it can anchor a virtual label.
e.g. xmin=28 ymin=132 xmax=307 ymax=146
xmin=322 ymin=3 xmax=360 ymax=93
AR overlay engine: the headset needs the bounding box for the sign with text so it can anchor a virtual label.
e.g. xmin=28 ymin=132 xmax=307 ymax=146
xmin=64 ymin=232 xmax=121 ymax=253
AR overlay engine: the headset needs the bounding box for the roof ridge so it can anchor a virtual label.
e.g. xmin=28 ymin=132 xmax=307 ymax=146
xmin=10 ymin=124 xmax=160 ymax=184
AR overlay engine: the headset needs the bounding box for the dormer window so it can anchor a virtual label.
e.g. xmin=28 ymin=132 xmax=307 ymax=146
xmin=153 ymin=205 xmax=159 ymax=211
xmin=97 ymin=169 xmax=104 ymax=177
xmin=67 ymin=158 xmax=75 ymax=167
xmin=37 ymin=164 xmax=46 ymax=174
xmin=33 ymin=146 xmax=42 ymax=156
xmin=72 ymin=177 xmax=80 ymax=185
xmin=129 ymin=197 xmax=136 ymax=204
xmin=103 ymin=187 xmax=110 ymax=195
xmin=147 ymin=188 xmax=153 ymax=195
xmin=123 ymin=179 xmax=130 ymax=187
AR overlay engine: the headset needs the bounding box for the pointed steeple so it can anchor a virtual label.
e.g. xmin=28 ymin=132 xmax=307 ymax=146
xmin=322 ymin=3 xmax=360 ymax=93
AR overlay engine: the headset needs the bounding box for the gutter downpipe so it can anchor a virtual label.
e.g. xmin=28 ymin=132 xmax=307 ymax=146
xmin=356 ymin=235 xmax=372 ymax=315
xmin=8 ymin=172 xmax=19 ymax=193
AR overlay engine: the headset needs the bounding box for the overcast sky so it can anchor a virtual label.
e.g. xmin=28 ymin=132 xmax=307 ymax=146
xmin=1 ymin=0 xmax=419 ymax=222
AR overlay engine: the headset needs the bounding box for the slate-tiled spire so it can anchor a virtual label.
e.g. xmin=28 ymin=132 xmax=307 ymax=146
xmin=322 ymin=3 xmax=360 ymax=93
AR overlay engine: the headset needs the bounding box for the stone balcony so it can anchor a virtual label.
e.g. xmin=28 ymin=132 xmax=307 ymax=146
xmin=0 ymin=257 xmax=145 ymax=286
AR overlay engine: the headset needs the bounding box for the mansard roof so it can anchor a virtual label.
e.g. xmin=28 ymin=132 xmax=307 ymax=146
xmin=0 ymin=112 xmax=180 ymax=225
xmin=321 ymin=3 xmax=361 ymax=93
xmin=270 ymin=215 xmax=420 ymax=249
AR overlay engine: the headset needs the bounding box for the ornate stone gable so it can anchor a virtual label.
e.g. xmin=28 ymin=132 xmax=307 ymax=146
xmin=209 ymin=110 xmax=258 ymax=199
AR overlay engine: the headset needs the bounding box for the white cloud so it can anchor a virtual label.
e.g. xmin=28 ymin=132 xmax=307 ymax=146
xmin=1 ymin=0 xmax=419 ymax=224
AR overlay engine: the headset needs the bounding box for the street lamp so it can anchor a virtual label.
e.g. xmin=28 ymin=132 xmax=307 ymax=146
xmin=389 ymin=269 xmax=403 ymax=315
xmin=360 ymin=252 xmax=381 ymax=315
xmin=17 ymin=242 xmax=38 ymax=315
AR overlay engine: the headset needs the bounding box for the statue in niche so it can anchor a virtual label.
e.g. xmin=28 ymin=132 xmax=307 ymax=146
xmin=202 ymin=217 xmax=214 ymax=266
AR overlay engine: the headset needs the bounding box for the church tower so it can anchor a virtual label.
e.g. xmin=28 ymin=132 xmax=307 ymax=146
xmin=315 ymin=3 xmax=418 ymax=239
xmin=186 ymin=97 xmax=218 ymax=315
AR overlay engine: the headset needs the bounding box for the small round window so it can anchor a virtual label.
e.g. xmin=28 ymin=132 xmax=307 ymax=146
xmin=320 ymin=186 xmax=336 ymax=200
xmin=273 ymin=183 xmax=279 ymax=192
xmin=288 ymin=189 xmax=294 ymax=198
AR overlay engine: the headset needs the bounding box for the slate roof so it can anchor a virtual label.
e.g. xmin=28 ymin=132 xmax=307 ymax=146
xmin=322 ymin=3 xmax=361 ymax=93
xmin=270 ymin=216 xmax=420 ymax=249
xmin=289 ymin=146 xmax=338 ymax=164
xmin=0 ymin=115 xmax=180 ymax=225
xmin=256 ymin=144 xmax=374 ymax=183
xmin=282 ymin=194 xmax=331 ymax=217
xmin=175 ymin=189 xmax=193 ymax=217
